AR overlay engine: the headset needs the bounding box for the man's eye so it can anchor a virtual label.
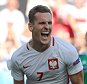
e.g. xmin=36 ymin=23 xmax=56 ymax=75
xmin=39 ymin=22 xmax=52 ymax=25
xmin=48 ymin=22 xmax=52 ymax=24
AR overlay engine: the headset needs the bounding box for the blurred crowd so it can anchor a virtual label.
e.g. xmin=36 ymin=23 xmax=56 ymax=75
xmin=0 ymin=0 xmax=87 ymax=84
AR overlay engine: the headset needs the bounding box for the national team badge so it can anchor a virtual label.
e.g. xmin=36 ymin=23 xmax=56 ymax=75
xmin=48 ymin=58 xmax=58 ymax=70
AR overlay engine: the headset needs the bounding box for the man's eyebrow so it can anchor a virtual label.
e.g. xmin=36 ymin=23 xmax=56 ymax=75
xmin=38 ymin=21 xmax=52 ymax=24
xmin=39 ymin=22 xmax=46 ymax=24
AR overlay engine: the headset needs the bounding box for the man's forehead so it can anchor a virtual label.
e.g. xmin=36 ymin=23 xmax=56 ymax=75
xmin=35 ymin=12 xmax=52 ymax=20
xmin=35 ymin=12 xmax=51 ymax=17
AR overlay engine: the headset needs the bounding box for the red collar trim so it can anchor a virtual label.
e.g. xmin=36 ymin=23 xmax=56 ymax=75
xmin=52 ymin=37 xmax=54 ymax=46
xmin=26 ymin=43 xmax=29 ymax=50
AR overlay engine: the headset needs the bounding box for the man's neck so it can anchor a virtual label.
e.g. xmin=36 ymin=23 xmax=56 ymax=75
xmin=29 ymin=40 xmax=51 ymax=52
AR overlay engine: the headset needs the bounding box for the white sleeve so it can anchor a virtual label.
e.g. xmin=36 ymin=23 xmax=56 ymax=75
xmin=55 ymin=36 xmax=83 ymax=75
xmin=64 ymin=46 xmax=83 ymax=75
xmin=11 ymin=55 xmax=24 ymax=80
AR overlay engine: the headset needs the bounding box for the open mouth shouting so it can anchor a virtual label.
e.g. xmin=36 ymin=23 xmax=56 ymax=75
xmin=41 ymin=31 xmax=50 ymax=40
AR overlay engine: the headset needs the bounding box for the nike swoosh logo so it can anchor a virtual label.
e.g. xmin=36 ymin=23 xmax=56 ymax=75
xmin=23 ymin=65 xmax=30 ymax=68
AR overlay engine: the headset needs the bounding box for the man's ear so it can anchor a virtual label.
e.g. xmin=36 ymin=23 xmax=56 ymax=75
xmin=28 ymin=23 xmax=33 ymax=32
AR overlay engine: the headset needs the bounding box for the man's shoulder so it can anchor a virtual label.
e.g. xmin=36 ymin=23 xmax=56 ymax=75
xmin=53 ymin=36 xmax=76 ymax=51
xmin=11 ymin=44 xmax=27 ymax=61
xmin=54 ymin=36 xmax=71 ymax=45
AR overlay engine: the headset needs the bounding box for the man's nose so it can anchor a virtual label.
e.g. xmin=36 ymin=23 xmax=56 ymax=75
xmin=44 ymin=23 xmax=49 ymax=29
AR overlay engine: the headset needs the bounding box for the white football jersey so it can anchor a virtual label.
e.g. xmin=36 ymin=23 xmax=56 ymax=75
xmin=11 ymin=36 xmax=83 ymax=84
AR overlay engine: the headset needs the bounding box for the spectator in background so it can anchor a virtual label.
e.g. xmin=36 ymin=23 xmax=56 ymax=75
xmin=49 ymin=0 xmax=75 ymax=44
xmin=0 ymin=0 xmax=25 ymax=45
xmin=0 ymin=28 xmax=19 ymax=62
xmin=68 ymin=0 xmax=87 ymax=54
xmin=72 ymin=0 xmax=87 ymax=34
xmin=20 ymin=23 xmax=32 ymax=44
xmin=26 ymin=0 xmax=49 ymax=17
xmin=0 ymin=23 xmax=19 ymax=84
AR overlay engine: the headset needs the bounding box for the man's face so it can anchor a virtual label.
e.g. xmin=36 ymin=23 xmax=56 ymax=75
xmin=30 ymin=12 xmax=52 ymax=45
